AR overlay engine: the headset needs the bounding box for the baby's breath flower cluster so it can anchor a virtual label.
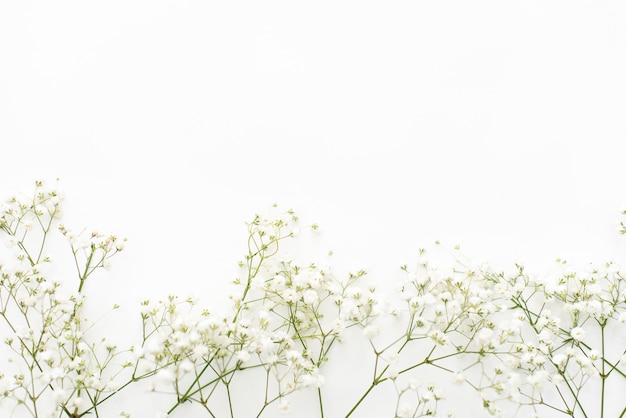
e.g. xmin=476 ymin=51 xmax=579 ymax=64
xmin=344 ymin=252 xmax=625 ymax=418
xmin=0 ymin=181 xmax=163 ymax=418
xmin=475 ymin=259 xmax=626 ymax=417
xmin=1 ymin=181 xmax=624 ymax=418
xmin=138 ymin=206 xmax=381 ymax=417
xmin=343 ymin=247 xmax=516 ymax=417
xmin=343 ymin=247 xmax=625 ymax=418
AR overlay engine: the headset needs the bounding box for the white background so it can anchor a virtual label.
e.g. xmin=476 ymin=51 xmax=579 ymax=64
xmin=1 ymin=1 xmax=625 ymax=417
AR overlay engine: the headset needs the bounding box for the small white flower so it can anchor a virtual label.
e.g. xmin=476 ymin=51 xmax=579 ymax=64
xmin=237 ymin=350 xmax=251 ymax=363
xmin=477 ymin=328 xmax=493 ymax=342
xmin=362 ymin=325 xmax=380 ymax=339
xmin=156 ymin=369 xmax=175 ymax=384
xmin=278 ymin=400 xmax=290 ymax=414
xmin=283 ymin=288 xmax=298 ymax=303
xmin=381 ymin=351 xmax=398 ymax=365
xmin=552 ymin=354 xmax=567 ymax=369
xmin=302 ymin=373 xmax=325 ymax=388
xmin=303 ymin=289 xmax=319 ymax=305
xmin=570 ymin=327 xmax=586 ymax=341
xmin=347 ymin=286 xmax=363 ymax=300
xmin=331 ymin=319 xmax=345 ymax=333
xmin=106 ymin=379 xmax=120 ymax=391
xmin=428 ymin=329 xmax=448 ymax=346
xmin=39 ymin=350 xmax=53 ymax=363
xmin=409 ymin=378 xmax=421 ymax=390
xmin=193 ymin=345 xmax=209 ymax=360
xmin=285 ymin=350 xmax=301 ymax=364
xmin=397 ymin=404 xmax=413 ymax=418
xmin=527 ymin=370 xmax=549 ymax=388
xmin=48 ymin=367 xmax=65 ymax=380
xmin=179 ymin=360 xmax=195 ymax=374
xmin=52 ymin=388 xmax=67 ymax=404
xmin=18 ymin=294 xmax=37 ymax=307
xmin=533 ymin=354 xmax=547 ymax=366
xmin=551 ymin=373 xmax=564 ymax=385
xmin=102 ymin=259 xmax=112 ymax=270
xmin=3 ymin=236 xmax=18 ymax=248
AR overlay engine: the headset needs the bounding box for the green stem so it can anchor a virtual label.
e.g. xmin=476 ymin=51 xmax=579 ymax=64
xmin=78 ymin=247 xmax=95 ymax=293
xmin=225 ymin=383 xmax=234 ymax=418
xmin=168 ymin=229 xmax=289 ymax=413
xmin=345 ymin=338 xmax=413 ymax=417
xmin=345 ymin=382 xmax=376 ymax=417
xmin=600 ymin=323 xmax=605 ymax=418
xmin=317 ymin=387 xmax=324 ymax=418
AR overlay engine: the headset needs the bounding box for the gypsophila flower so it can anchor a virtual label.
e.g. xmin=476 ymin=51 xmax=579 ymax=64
xmin=1 ymin=181 xmax=624 ymax=418
xmin=570 ymin=327 xmax=586 ymax=341
xmin=362 ymin=325 xmax=380 ymax=339
xmin=278 ymin=400 xmax=290 ymax=414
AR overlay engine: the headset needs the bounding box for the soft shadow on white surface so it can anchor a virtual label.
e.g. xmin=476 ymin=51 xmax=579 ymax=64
xmin=1 ymin=2 xmax=625 ymax=417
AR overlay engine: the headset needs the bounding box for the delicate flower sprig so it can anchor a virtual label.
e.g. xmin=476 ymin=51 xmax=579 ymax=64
xmin=0 ymin=181 xmax=167 ymax=418
xmin=478 ymin=259 xmax=626 ymax=418
xmin=143 ymin=206 xmax=381 ymax=417
xmin=344 ymin=247 xmax=516 ymax=417
xmin=342 ymin=240 xmax=625 ymax=418
xmin=1 ymin=181 xmax=624 ymax=418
